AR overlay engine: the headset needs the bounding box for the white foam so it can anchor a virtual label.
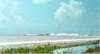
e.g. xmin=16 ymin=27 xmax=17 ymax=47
xmin=0 ymin=38 xmax=99 ymax=46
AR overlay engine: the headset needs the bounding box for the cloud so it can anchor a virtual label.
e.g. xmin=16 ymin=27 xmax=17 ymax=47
xmin=11 ymin=1 xmax=19 ymax=11
xmin=0 ymin=1 xmax=30 ymax=26
xmin=13 ymin=15 xmax=30 ymax=25
xmin=0 ymin=2 xmax=8 ymax=23
xmin=0 ymin=13 xmax=8 ymax=23
xmin=0 ymin=2 xmax=6 ymax=12
xmin=54 ymin=0 xmax=85 ymax=22
xmin=32 ymin=0 xmax=52 ymax=4
xmin=0 ymin=1 xmax=20 ymax=12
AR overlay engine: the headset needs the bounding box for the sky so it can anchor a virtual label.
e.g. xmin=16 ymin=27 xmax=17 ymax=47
xmin=0 ymin=0 xmax=99 ymax=35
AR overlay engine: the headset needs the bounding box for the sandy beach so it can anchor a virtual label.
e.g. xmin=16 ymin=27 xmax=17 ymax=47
xmin=0 ymin=36 xmax=100 ymax=46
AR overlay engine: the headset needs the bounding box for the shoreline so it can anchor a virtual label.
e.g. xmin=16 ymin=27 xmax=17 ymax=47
xmin=0 ymin=39 xmax=99 ymax=54
xmin=0 ymin=38 xmax=100 ymax=46
xmin=0 ymin=38 xmax=99 ymax=54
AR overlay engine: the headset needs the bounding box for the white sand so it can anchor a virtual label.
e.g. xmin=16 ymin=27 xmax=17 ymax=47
xmin=0 ymin=38 xmax=100 ymax=46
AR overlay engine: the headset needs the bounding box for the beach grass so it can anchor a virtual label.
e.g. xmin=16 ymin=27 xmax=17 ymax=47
xmin=0 ymin=44 xmax=59 ymax=54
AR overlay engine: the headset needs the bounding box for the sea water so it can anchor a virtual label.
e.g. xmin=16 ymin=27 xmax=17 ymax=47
xmin=54 ymin=44 xmax=100 ymax=54
xmin=0 ymin=35 xmax=99 ymax=42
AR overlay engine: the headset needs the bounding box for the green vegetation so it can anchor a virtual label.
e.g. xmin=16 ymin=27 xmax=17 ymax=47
xmin=0 ymin=44 xmax=60 ymax=54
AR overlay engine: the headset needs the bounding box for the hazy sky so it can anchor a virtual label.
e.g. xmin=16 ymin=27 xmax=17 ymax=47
xmin=0 ymin=0 xmax=99 ymax=35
